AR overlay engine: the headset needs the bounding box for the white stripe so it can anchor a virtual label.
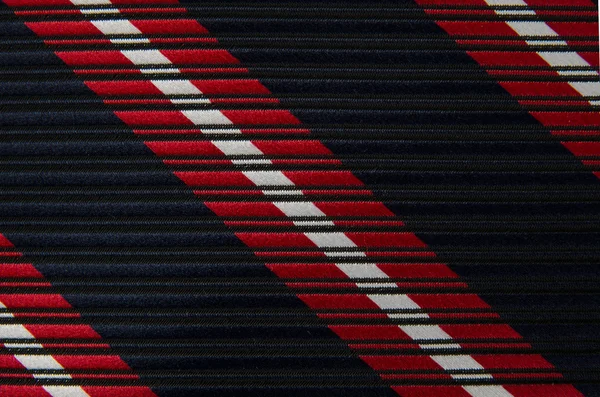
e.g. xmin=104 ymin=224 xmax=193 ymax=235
xmin=243 ymin=171 xmax=295 ymax=186
xmin=454 ymin=374 xmax=496 ymax=380
xmin=537 ymin=51 xmax=591 ymax=68
xmin=110 ymin=38 xmax=150 ymax=44
xmin=201 ymin=128 xmax=243 ymax=135
xmin=463 ymin=386 xmax=514 ymax=397
xmin=560 ymin=70 xmax=598 ymax=76
xmin=0 ymin=303 xmax=79 ymax=384
xmin=4 ymin=343 xmax=43 ymax=349
xmin=121 ymin=50 xmax=172 ymax=65
xmin=171 ymin=98 xmax=211 ymax=104
xmin=525 ymin=40 xmax=567 ymax=47
xmin=324 ymin=251 xmax=366 ymax=257
xmin=213 ymin=140 xmax=264 ymax=156
xmin=262 ymin=189 xmax=304 ymax=195
xmin=71 ymin=0 xmax=111 ymax=4
xmin=151 ymin=80 xmax=203 ymax=95
xmin=305 ymin=232 xmax=357 ymax=248
xmin=336 ymin=263 xmax=388 ymax=279
xmin=15 ymin=355 xmax=64 ymax=370
xmin=0 ymin=300 xmax=13 ymax=318
xmin=494 ymin=9 xmax=535 ymax=15
xmin=569 ymin=81 xmax=600 ymax=97
xmin=431 ymin=354 xmax=489 ymax=375
xmin=489 ymin=0 xmax=600 ymax=110
xmin=0 ymin=324 xmax=35 ymax=339
xmin=35 ymin=374 xmax=72 ymax=379
xmin=485 ymin=0 xmax=527 ymax=5
xmin=141 ymin=68 xmax=180 ymax=74
xmin=400 ymin=325 xmax=452 ymax=340
xmin=80 ymin=8 xmax=120 ymax=14
xmin=43 ymin=386 xmax=91 ymax=397
xmin=181 ymin=110 xmax=232 ymax=125
xmin=387 ymin=312 xmax=429 ymax=319
xmin=505 ymin=21 xmax=557 ymax=37
xmin=359 ymin=282 xmax=397 ymax=288
xmin=273 ymin=201 xmax=326 ymax=217
xmin=367 ymin=294 xmax=421 ymax=310
xmin=231 ymin=159 xmax=272 ymax=165
xmin=91 ymin=20 xmax=142 ymax=35
xmin=294 ymin=220 xmax=335 ymax=226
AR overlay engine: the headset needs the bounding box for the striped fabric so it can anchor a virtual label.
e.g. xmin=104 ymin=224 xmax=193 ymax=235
xmin=0 ymin=0 xmax=598 ymax=396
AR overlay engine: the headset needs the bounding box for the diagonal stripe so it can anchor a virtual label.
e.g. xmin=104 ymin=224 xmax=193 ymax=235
xmin=418 ymin=0 xmax=600 ymax=180
xmin=1 ymin=0 xmax=588 ymax=395
xmin=0 ymin=233 xmax=157 ymax=396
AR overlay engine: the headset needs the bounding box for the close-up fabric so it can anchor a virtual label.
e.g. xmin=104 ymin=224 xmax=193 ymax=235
xmin=0 ymin=0 xmax=598 ymax=396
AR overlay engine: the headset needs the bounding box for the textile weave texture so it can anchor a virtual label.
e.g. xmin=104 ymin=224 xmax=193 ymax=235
xmin=0 ymin=0 xmax=598 ymax=396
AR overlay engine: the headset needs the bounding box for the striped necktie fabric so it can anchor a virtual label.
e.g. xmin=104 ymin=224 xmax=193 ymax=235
xmin=0 ymin=0 xmax=598 ymax=396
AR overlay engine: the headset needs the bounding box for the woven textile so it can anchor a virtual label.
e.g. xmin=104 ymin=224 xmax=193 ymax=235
xmin=0 ymin=0 xmax=598 ymax=396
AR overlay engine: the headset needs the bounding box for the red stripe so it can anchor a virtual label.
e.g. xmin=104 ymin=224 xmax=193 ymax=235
xmin=345 ymin=232 xmax=426 ymax=248
xmin=0 ymin=294 xmax=71 ymax=309
xmin=467 ymin=51 xmax=551 ymax=67
xmin=25 ymin=21 xmax=102 ymax=36
xmin=547 ymin=21 xmax=599 ymax=37
xmin=145 ymin=140 xmax=335 ymax=157
xmin=0 ymin=263 xmax=43 ymax=278
xmin=0 ymin=386 xmax=52 ymax=397
xmin=561 ymin=141 xmax=600 ymax=156
xmin=221 ymin=110 xmax=301 ymax=125
xmin=499 ymin=82 xmax=581 ymax=97
xmin=472 ymin=354 xmax=555 ymax=369
xmin=191 ymin=79 xmax=271 ymax=94
xmin=206 ymin=202 xmax=286 ymax=217
xmin=2 ymin=0 xmax=71 ymax=5
xmin=0 ymin=355 xmax=26 ymax=369
xmin=53 ymin=355 xmax=131 ymax=370
xmin=531 ymin=112 xmax=600 ymax=127
xmin=85 ymin=81 xmax=163 ymax=96
xmin=24 ymin=325 xmax=102 ymax=339
xmin=282 ymin=171 xmax=363 ymax=186
xmin=160 ymin=49 xmax=239 ymax=64
xmin=361 ymin=355 xmax=443 ymax=370
xmin=441 ymin=324 xmax=523 ymax=339
xmin=175 ymin=171 xmax=254 ymax=186
xmin=313 ymin=202 xmax=395 ymax=217
xmin=377 ymin=264 xmax=459 ymax=278
xmin=82 ymin=387 xmax=159 ymax=397
xmin=145 ymin=141 xmax=223 ymax=156
xmin=392 ymin=386 xmax=471 ymax=397
xmin=56 ymin=51 xmax=133 ymax=66
xmin=115 ymin=111 xmax=193 ymax=125
xmin=409 ymin=294 xmax=490 ymax=309
xmin=415 ymin=0 xmax=600 ymax=186
xmin=437 ymin=21 xmax=518 ymax=36
xmin=235 ymin=232 xmax=316 ymax=247
xmin=252 ymin=140 xmax=333 ymax=155
xmin=0 ymin=234 xmax=15 ymax=247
